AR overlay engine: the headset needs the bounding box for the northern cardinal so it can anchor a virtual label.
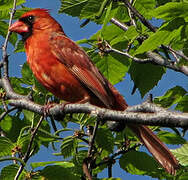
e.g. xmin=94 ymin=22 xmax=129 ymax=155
xmin=9 ymin=9 xmax=179 ymax=174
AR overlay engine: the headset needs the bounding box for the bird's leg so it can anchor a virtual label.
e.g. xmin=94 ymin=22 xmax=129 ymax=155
xmin=42 ymin=100 xmax=57 ymax=116
xmin=75 ymin=95 xmax=90 ymax=104
xmin=57 ymin=95 xmax=90 ymax=121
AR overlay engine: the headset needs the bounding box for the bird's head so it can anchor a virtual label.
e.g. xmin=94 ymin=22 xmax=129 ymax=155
xmin=9 ymin=8 xmax=63 ymax=41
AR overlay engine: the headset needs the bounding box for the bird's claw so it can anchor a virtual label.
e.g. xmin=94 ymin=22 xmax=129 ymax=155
xmin=43 ymin=102 xmax=56 ymax=116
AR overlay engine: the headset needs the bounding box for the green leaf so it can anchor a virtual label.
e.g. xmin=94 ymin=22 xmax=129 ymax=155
xmin=33 ymin=76 xmax=49 ymax=95
xmin=0 ymin=21 xmax=17 ymax=46
xmin=37 ymin=128 xmax=60 ymax=142
xmin=156 ymin=0 xmax=173 ymax=7
xmin=31 ymin=161 xmax=74 ymax=169
xmin=10 ymin=77 xmax=30 ymax=95
xmin=61 ymin=136 xmax=78 ymax=158
xmin=59 ymin=0 xmax=88 ymax=17
xmin=14 ymin=40 xmax=25 ymax=53
xmin=154 ymin=86 xmax=187 ymax=108
xmin=92 ymin=52 xmax=130 ymax=85
xmin=90 ymin=24 xmax=124 ymax=42
xmin=135 ymin=0 xmax=156 ymax=19
xmin=101 ymin=1 xmax=112 ymax=36
xmin=95 ymin=128 xmax=114 ymax=154
xmin=0 ymin=115 xmax=26 ymax=142
xmin=135 ymin=18 xmax=185 ymax=55
xmin=178 ymin=172 xmax=188 ymax=180
xmin=71 ymin=150 xmax=87 ymax=176
xmin=106 ymin=26 xmax=138 ymax=51
xmin=0 ymin=0 xmax=25 ymax=10
xmin=0 ymin=115 xmax=14 ymax=133
xmin=17 ymin=133 xmax=39 ymax=155
xmin=0 ymin=137 xmax=14 ymax=157
xmin=0 ymin=157 xmax=25 ymax=165
xmin=40 ymin=165 xmax=79 ymax=180
xmin=157 ymin=131 xmax=186 ymax=145
xmin=0 ymin=10 xmax=11 ymax=20
xmin=112 ymin=3 xmax=129 ymax=22
xmin=0 ymin=164 xmax=26 ymax=180
xmin=23 ymin=109 xmax=36 ymax=123
xmin=119 ymin=151 xmax=160 ymax=175
xmin=123 ymin=26 xmax=139 ymax=41
xmin=0 ymin=8 xmax=31 ymax=20
xmin=70 ymin=113 xmax=95 ymax=127
xmin=129 ymin=62 xmax=166 ymax=97
xmin=110 ymin=34 xmax=128 ymax=47
xmin=153 ymin=2 xmax=188 ymax=21
xmin=21 ymin=62 xmax=34 ymax=85
xmin=80 ymin=0 xmax=105 ymax=19
xmin=176 ymin=95 xmax=188 ymax=112
xmin=171 ymin=143 xmax=188 ymax=166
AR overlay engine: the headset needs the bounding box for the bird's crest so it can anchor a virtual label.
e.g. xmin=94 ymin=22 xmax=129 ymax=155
xmin=21 ymin=8 xmax=51 ymax=18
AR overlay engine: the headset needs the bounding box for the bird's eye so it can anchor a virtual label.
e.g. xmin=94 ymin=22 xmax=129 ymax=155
xmin=27 ymin=15 xmax=34 ymax=23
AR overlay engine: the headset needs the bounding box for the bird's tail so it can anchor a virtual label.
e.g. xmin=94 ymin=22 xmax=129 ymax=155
xmin=129 ymin=125 xmax=179 ymax=175
xmin=106 ymin=81 xmax=179 ymax=174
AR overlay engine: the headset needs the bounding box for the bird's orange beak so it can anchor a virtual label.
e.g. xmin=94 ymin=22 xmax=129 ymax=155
xmin=9 ymin=21 xmax=29 ymax=34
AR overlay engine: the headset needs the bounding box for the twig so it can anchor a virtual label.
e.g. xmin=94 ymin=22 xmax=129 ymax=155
xmin=95 ymin=144 xmax=140 ymax=168
xmin=123 ymin=0 xmax=157 ymax=32
xmin=127 ymin=0 xmax=136 ymax=27
xmin=122 ymin=0 xmax=188 ymax=63
xmin=110 ymin=18 xmax=128 ymax=31
xmin=0 ymin=157 xmax=26 ymax=166
xmin=2 ymin=0 xmax=17 ymax=78
xmin=108 ymin=164 xmax=112 ymax=178
xmin=1 ymin=95 xmax=8 ymax=111
xmin=104 ymin=41 xmax=188 ymax=76
xmin=14 ymin=115 xmax=45 ymax=180
xmin=0 ymin=107 xmax=17 ymax=122
xmin=0 ymin=61 xmax=3 ymax=68
xmin=50 ymin=116 xmax=58 ymax=132
xmin=88 ymin=118 xmax=100 ymax=157
xmin=83 ymin=158 xmax=92 ymax=180
xmin=104 ymin=42 xmax=151 ymax=62
xmin=170 ymin=49 xmax=180 ymax=63
xmin=24 ymin=115 xmax=45 ymax=162
xmin=146 ymin=51 xmax=188 ymax=76
xmin=166 ymin=46 xmax=188 ymax=62
xmin=82 ymin=118 xmax=100 ymax=180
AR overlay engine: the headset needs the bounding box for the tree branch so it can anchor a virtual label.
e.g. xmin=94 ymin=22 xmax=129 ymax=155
xmin=104 ymin=41 xmax=188 ymax=76
xmin=0 ymin=107 xmax=17 ymax=122
xmin=110 ymin=18 xmax=128 ymax=31
xmin=0 ymin=77 xmax=28 ymax=99
xmin=1 ymin=0 xmax=17 ymax=78
xmin=109 ymin=17 xmax=188 ymax=76
xmin=87 ymin=118 xmax=99 ymax=157
xmin=123 ymin=0 xmax=157 ymax=32
xmin=122 ymin=0 xmax=188 ymax=63
xmin=7 ymin=98 xmax=188 ymax=128
xmin=14 ymin=115 xmax=45 ymax=180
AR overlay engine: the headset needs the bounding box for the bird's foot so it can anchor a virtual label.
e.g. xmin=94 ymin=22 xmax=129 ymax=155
xmin=43 ymin=102 xmax=57 ymax=116
xmin=60 ymin=96 xmax=90 ymax=111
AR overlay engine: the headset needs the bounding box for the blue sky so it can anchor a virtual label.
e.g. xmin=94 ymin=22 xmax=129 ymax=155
xmin=1 ymin=0 xmax=188 ymax=179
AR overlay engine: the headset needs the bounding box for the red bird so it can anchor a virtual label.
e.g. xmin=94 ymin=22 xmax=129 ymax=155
xmin=9 ymin=9 xmax=179 ymax=174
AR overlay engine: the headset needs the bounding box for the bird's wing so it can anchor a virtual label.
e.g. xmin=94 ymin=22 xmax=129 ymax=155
xmin=49 ymin=32 xmax=114 ymax=108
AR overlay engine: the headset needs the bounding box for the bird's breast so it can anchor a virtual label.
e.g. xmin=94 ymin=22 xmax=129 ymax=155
xmin=26 ymin=41 xmax=89 ymax=102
